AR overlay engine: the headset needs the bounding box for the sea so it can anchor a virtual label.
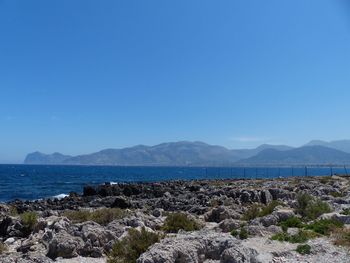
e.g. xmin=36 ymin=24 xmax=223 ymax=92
xmin=0 ymin=164 xmax=348 ymax=202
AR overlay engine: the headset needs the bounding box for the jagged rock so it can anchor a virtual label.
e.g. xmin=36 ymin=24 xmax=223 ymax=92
xmin=111 ymin=197 xmax=131 ymax=209
xmin=83 ymin=186 xmax=97 ymax=196
xmin=273 ymin=208 xmax=295 ymax=221
xmin=47 ymin=231 xmax=84 ymax=259
xmin=218 ymin=219 xmax=242 ymax=233
xmin=205 ymin=206 xmax=240 ymax=223
xmin=259 ymin=214 xmax=279 ymax=227
xmin=260 ymin=190 xmax=273 ymax=205
xmin=137 ymin=230 xmax=261 ymax=263
xmin=320 ymin=212 xmax=350 ymax=224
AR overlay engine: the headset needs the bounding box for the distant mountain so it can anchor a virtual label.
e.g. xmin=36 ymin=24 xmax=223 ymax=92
xmin=231 ymin=144 xmax=293 ymax=159
xmin=24 ymin=152 xmax=72 ymax=165
xmin=238 ymin=146 xmax=350 ymax=165
xmin=63 ymin=141 xmax=239 ymax=166
xmin=24 ymin=141 xmax=292 ymax=166
xmin=305 ymin=140 xmax=350 ymax=153
xmin=24 ymin=141 xmax=350 ymax=166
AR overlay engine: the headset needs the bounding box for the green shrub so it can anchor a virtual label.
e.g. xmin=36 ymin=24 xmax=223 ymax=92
xmin=296 ymin=193 xmax=331 ymax=220
xmin=242 ymin=204 xmax=261 ymax=221
xmin=296 ymin=244 xmax=311 ymax=255
xmin=329 ymin=191 xmax=344 ymax=198
xmin=279 ymin=216 xmax=304 ymax=232
xmin=239 ymin=227 xmax=248 ymax=240
xmin=64 ymin=208 xmax=127 ymax=225
xmin=162 ymin=213 xmax=200 ymax=233
xmin=230 ymin=229 xmax=238 ymax=237
xmin=305 ymin=219 xmax=343 ymax=235
xmin=259 ymin=200 xmax=281 ymax=217
xmin=0 ymin=242 xmax=7 ymax=254
xmin=271 ymin=230 xmax=317 ymax=243
xmin=341 ymin=208 xmax=350 ymax=215
xmin=107 ymin=227 xmax=160 ymax=263
xmin=242 ymin=201 xmax=281 ymax=221
xmin=20 ymin=211 xmax=38 ymax=236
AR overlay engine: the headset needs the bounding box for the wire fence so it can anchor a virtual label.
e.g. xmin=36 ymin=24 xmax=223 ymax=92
xmin=201 ymin=165 xmax=349 ymax=180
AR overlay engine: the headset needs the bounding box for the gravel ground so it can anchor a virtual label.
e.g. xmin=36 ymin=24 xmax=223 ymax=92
xmin=243 ymin=237 xmax=350 ymax=263
xmin=56 ymin=257 xmax=107 ymax=263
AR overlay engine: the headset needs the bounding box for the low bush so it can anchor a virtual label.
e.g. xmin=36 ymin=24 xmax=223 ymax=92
xmin=329 ymin=191 xmax=344 ymax=198
xmin=341 ymin=208 xmax=350 ymax=215
xmin=279 ymin=216 xmax=304 ymax=232
xmin=20 ymin=211 xmax=38 ymax=236
xmin=162 ymin=212 xmax=200 ymax=233
xmin=305 ymin=219 xmax=343 ymax=235
xmin=239 ymin=227 xmax=248 ymax=240
xmin=230 ymin=229 xmax=238 ymax=237
xmin=296 ymin=244 xmax=311 ymax=255
xmin=108 ymin=227 xmax=160 ymax=263
xmin=64 ymin=208 xmax=127 ymax=225
xmin=242 ymin=200 xmax=281 ymax=221
xmin=271 ymin=230 xmax=317 ymax=243
xmin=242 ymin=204 xmax=260 ymax=221
xmin=259 ymin=200 xmax=281 ymax=217
xmin=296 ymin=193 xmax=331 ymax=220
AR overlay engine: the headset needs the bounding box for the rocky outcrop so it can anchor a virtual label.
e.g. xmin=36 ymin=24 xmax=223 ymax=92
xmin=137 ymin=230 xmax=260 ymax=263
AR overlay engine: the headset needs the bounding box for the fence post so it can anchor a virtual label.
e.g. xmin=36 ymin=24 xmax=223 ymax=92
xmin=305 ymin=166 xmax=308 ymax=176
xmin=344 ymin=165 xmax=348 ymax=176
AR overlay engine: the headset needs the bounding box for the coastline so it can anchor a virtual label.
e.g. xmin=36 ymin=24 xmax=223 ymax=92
xmin=1 ymin=176 xmax=350 ymax=262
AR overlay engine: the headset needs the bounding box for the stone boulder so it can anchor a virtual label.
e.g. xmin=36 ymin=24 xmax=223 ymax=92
xmin=218 ymin=219 xmax=242 ymax=233
xmin=47 ymin=230 xmax=84 ymax=259
xmin=137 ymin=230 xmax=261 ymax=263
xmin=205 ymin=206 xmax=241 ymax=223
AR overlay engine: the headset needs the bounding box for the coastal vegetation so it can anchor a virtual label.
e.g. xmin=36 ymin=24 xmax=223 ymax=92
xmin=20 ymin=211 xmax=38 ymax=236
xmin=162 ymin=212 xmax=201 ymax=233
xmin=296 ymin=244 xmax=311 ymax=255
xmin=63 ymin=208 xmax=127 ymax=225
xmin=107 ymin=227 xmax=160 ymax=263
xmin=295 ymin=193 xmax=331 ymax=220
xmin=242 ymin=200 xmax=281 ymax=221
xmin=271 ymin=229 xmax=318 ymax=243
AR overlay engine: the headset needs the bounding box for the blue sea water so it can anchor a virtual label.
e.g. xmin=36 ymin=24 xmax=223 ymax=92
xmin=0 ymin=164 xmax=348 ymax=202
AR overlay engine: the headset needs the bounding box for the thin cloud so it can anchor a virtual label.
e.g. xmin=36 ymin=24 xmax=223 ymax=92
xmin=229 ymin=136 xmax=269 ymax=143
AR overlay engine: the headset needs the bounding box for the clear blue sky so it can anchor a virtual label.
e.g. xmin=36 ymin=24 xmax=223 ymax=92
xmin=1 ymin=0 xmax=350 ymax=163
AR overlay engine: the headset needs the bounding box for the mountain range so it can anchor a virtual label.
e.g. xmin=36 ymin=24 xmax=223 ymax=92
xmin=23 ymin=140 xmax=350 ymax=166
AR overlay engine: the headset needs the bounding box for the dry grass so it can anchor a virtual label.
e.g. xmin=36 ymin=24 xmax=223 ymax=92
xmin=63 ymin=208 xmax=127 ymax=225
xmin=333 ymin=228 xmax=350 ymax=247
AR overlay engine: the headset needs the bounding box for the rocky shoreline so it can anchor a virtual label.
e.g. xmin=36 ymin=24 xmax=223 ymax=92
xmin=1 ymin=176 xmax=350 ymax=262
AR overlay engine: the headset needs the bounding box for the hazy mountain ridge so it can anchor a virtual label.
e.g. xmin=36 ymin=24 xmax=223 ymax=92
xmin=24 ymin=152 xmax=72 ymax=165
xmin=24 ymin=140 xmax=350 ymax=166
xmin=305 ymin=140 xmax=350 ymax=153
xmin=237 ymin=146 xmax=350 ymax=165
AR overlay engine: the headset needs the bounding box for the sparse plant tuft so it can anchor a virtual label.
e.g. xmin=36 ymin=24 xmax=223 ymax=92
xmin=162 ymin=212 xmax=200 ymax=233
xmin=107 ymin=227 xmax=160 ymax=263
xmin=296 ymin=193 xmax=331 ymax=220
xmin=296 ymin=244 xmax=311 ymax=255
xmin=305 ymin=219 xmax=343 ymax=235
xmin=64 ymin=208 xmax=127 ymax=225
xmin=271 ymin=230 xmax=317 ymax=243
xmin=20 ymin=211 xmax=38 ymax=236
